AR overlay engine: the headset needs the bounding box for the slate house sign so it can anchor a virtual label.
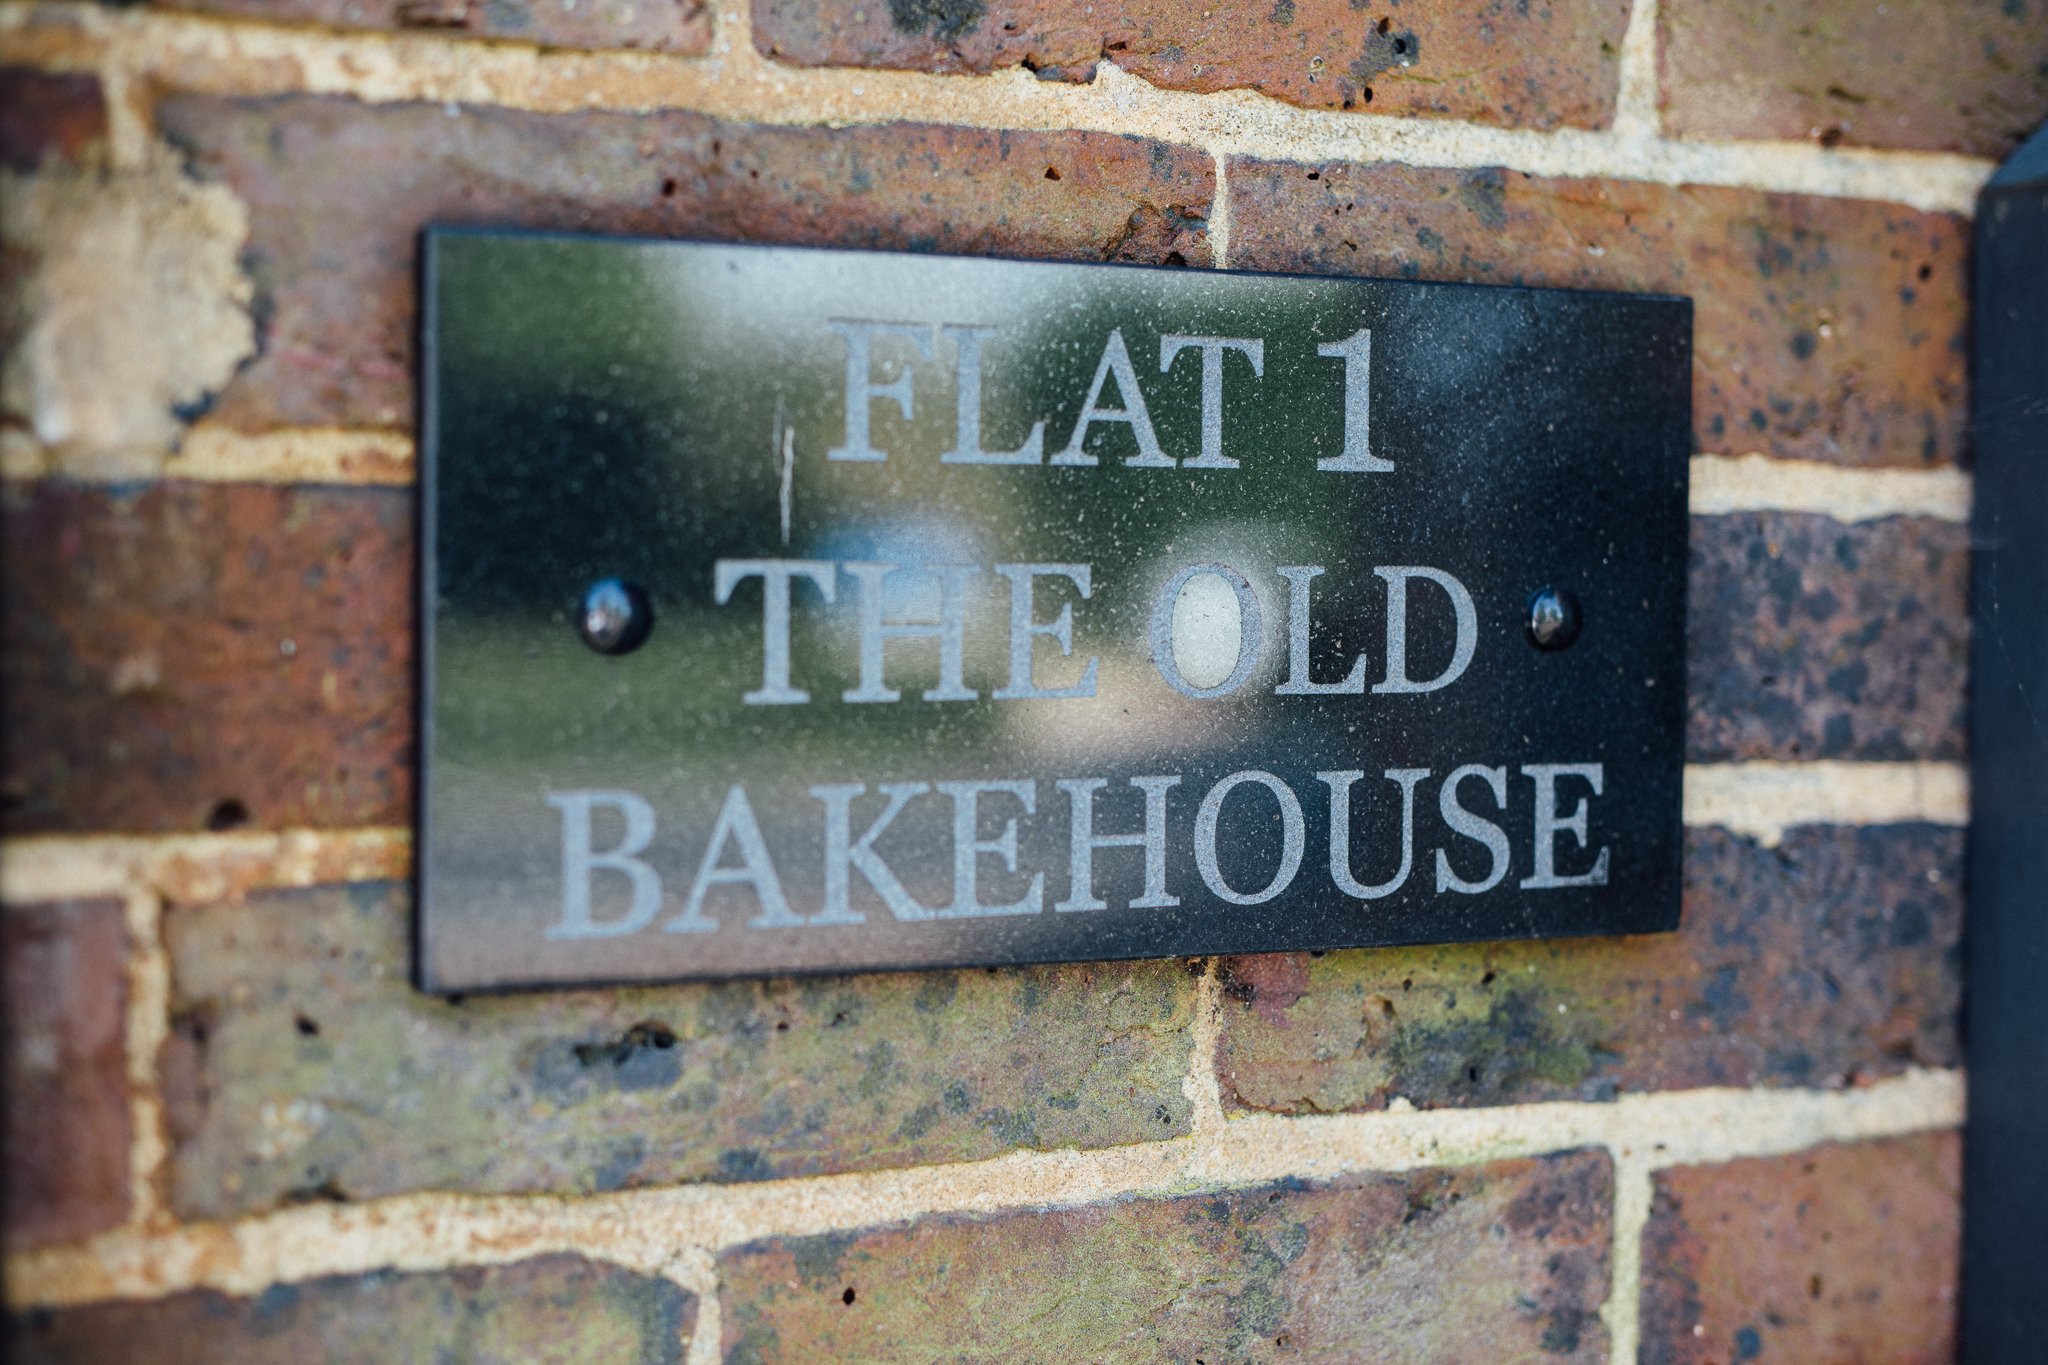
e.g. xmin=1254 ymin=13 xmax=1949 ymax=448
xmin=418 ymin=232 xmax=1691 ymax=991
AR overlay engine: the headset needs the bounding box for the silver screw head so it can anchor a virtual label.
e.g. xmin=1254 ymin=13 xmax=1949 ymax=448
xmin=577 ymin=578 xmax=654 ymax=655
xmin=1526 ymin=586 xmax=1583 ymax=651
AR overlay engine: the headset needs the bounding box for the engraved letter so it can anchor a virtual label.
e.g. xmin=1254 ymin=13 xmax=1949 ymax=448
xmin=842 ymin=562 xmax=980 ymax=703
xmin=826 ymin=319 xmax=932 ymax=463
xmin=940 ymin=324 xmax=1045 ymax=465
xmin=1149 ymin=562 xmax=1264 ymax=699
xmin=715 ymin=559 xmax=837 ymax=705
xmin=547 ymin=790 xmax=662 ymax=940
xmin=1520 ymin=763 xmax=1610 ymax=890
xmin=1054 ymin=776 xmax=1181 ymax=912
xmin=1194 ymin=770 xmax=1306 ymax=906
xmin=935 ymin=780 xmax=1042 ymax=918
xmin=1051 ymin=328 xmax=1171 ymax=468
xmin=1275 ymin=565 xmax=1369 ymax=695
xmin=1317 ymin=768 xmax=1428 ymax=899
xmin=810 ymin=782 xmax=936 ymax=923
xmin=1159 ymin=334 xmax=1264 ymax=469
xmin=671 ymin=784 xmax=795 ymax=932
xmin=1436 ymin=764 xmax=1511 ymax=895
xmin=1315 ymin=327 xmax=1393 ymax=472
xmin=994 ymin=563 xmax=1098 ymax=700
xmin=1373 ymin=565 xmax=1478 ymax=694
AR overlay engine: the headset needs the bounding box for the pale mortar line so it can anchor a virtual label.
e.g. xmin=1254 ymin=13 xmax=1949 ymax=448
xmin=1599 ymin=1156 xmax=1656 ymax=1363
xmin=669 ymin=1247 xmax=723 ymax=1365
xmin=95 ymin=30 xmax=148 ymax=168
xmin=2 ymin=429 xmax=1983 ymax=530
xmin=1690 ymin=454 xmax=1970 ymax=523
xmin=118 ymin=887 xmax=173 ymax=1233
xmin=683 ymin=1289 xmax=723 ymax=1365
xmin=1182 ymin=1066 xmax=1961 ymax=1187
xmin=3 ymin=1068 xmax=1959 ymax=1312
xmin=1180 ymin=958 xmax=1227 ymax=1138
xmin=1682 ymin=761 xmax=1967 ymax=848
xmin=166 ymin=426 xmax=415 ymax=485
xmin=1610 ymin=0 xmax=1662 ymax=139
xmin=0 ymin=828 xmax=412 ymax=905
xmin=2 ymin=428 xmax=416 ymax=486
xmin=0 ymin=2 xmax=1992 ymax=214
xmin=1207 ymin=147 xmax=1233 ymax=270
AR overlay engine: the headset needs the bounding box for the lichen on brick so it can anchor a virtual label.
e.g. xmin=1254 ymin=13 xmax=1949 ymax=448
xmin=1688 ymin=512 xmax=1968 ymax=761
xmin=1217 ymin=825 xmax=1962 ymax=1114
xmin=160 ymin=881 xmax=1198 ymax=1220
xmin=719 ymin=1151 xmax=1613 ymax=1360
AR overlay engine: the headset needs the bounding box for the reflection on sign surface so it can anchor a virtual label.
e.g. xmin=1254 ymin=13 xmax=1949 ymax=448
xmin=421 ymin=231 xmax=1690 ymax=991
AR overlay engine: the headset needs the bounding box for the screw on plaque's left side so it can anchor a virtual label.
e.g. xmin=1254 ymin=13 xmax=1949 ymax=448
xmin=577 ymin=578 xmax=654 ymax=655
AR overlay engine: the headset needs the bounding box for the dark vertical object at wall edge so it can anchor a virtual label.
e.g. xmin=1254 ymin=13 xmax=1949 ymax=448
xmin=1966 ymin=122 xmax=2048 ymax=1363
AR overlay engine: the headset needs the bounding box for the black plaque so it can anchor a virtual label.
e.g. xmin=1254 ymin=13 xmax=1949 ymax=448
xmin=420 ymin=230 xmax=1689 ymax=991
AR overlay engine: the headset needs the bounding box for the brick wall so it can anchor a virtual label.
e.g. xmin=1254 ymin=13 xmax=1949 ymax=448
xmin=2 ymin=0 xmax=2035 ymax=1358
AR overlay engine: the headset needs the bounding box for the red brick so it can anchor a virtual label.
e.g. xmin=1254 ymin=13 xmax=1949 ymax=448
xmin=0 ymin=68 xmax=105 ymax=172
xmin=154 ymin=0 xmax=711 ymax=54
xmin=0 ymin=481 xmax=412 ymax=835
xmin=1660 ymin=0 xmax=2048 ymax=158
xmin=1216 ymin=825 xmax=1960 ymax=1115
xmin=154 ymin=95 xmax=1215 ymax=431
xmin=4 ymin=1254 xmax=694 ymax=1363
xmin=720 ymin=1150 xmax=1611 ymax=1360
xmin=754 ymin=0 xmax=1630 ymax=128
xmin=1227 ymin=158 xmax=1968 ymax=468
xmin=1640 ymin=1133 xmax=1960 ymax=1365
xmin=160 ymin=882 xmax=1197 ymax=1220
xmin=2 ymin=899 xmax=129 ymax=1252
xmin=1689 ymin=513 xmax=1968 ymax=762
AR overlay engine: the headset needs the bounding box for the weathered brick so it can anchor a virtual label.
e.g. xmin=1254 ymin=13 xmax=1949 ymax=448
xmin=2 ymin=899 xmax=129 ymax=1252
xmin=0 ymin=482 xmax=411 ymax=835
xmin=720 ymin=1150 xmax=1611 ymax=1361
xmin=0 ymin=68 xmax=105 ymax=173
xmin=4 ymin=1253 xmax=694 ymax=1363
xmin=155 ymin=95 xmax=1214 ymax=431
xmin=1660 ymin=0 xmax=2048 ymax=158
xmin=754 ymin=0 xmax=1630 ymax=129
xmin=1688 ymin=513 xmax=1968 ymax=762
xmin=1216 ymin=825 xmax=1960 ymax=1115
xmin=160 ymin=881 xmax=1196 ymax=1220
xmin=155 ymin=0 xmax=711 ymax=54
xmin=1640 ymin=1133 xmax=1960 ymax=1365
xmin=1228 ymin=159 xmax=1967 ymax=468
